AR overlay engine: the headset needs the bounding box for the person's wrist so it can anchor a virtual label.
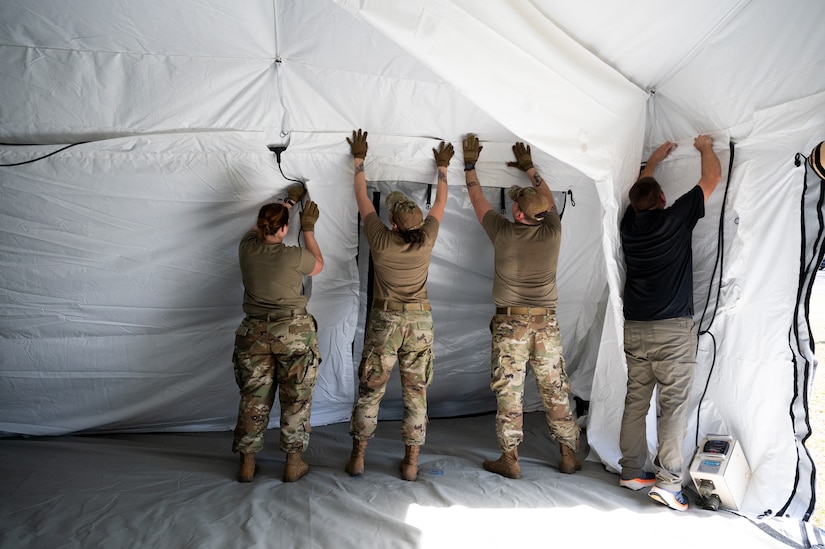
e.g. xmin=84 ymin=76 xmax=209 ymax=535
xmin=464 ymin=162 xmax=476 ymax=171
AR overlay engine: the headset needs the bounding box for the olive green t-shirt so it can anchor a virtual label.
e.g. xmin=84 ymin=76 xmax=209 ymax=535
xmin=481 ymin=208 xmax=561 ymax=308
xmin=363 ymin=213 xmax=439 ymax=302
xmin=239 ymin=230 xmax=316 ymax=315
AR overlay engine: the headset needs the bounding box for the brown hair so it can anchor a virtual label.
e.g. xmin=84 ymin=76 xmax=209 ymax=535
xmin=628 ymin=177 xmax=663 ymax=211
xmin=397 ymin=227 xmax=426 ymax=246
xmin=386 ymin=191 xmax=426 ymax=245
xmin=256 ymin=203 xmax=289 ymax=238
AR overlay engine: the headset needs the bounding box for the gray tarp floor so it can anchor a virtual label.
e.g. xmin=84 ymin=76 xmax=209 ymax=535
xmin=2 ymin=412 xmax=822 ymax=548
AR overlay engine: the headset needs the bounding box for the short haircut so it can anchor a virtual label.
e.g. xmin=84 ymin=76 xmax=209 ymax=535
xmin=628 ymin=177 xmax=662 ymax=211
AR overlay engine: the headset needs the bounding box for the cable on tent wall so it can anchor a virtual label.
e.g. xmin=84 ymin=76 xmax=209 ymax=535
xmin=775 ymin=150 xmax=825 ymax=520
xmin=693 ymin=141 xmax=735 ymax=448
xmin=269 ymin=145 xmax=308 ymax=237
xmin=0 ymin=142 xmax=90 ymax=166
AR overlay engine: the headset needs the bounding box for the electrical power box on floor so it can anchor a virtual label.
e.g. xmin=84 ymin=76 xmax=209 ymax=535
xmin=688 ymin=435 xmax=751 ymax=511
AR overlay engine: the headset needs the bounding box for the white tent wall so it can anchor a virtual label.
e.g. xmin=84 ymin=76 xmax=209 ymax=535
xmin=0 ymin=133 xmax=328 ymax=433
xmin=1 ymin=0 xmax=824 ymax=526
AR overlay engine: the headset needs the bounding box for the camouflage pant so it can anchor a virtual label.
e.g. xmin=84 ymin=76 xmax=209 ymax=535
xmin=490 ymin=313 xmax=579 ymax=453
xmin=232 ymin=314 xmax=320 ymax=454
xmin=350 ymin=308 xmax=434 ymax=445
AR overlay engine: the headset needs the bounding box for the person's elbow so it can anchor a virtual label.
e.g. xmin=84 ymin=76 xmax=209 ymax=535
xmin=309 ymin=257 xmax=324 ymax=277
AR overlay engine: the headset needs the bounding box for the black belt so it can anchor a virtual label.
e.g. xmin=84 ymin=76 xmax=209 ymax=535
xmin=496 ymin=306 xmax=553 ymax=316
xmin=373 ymin=300 xmax=431 ymax=311
xmin=245 ymin=309 xmax=308 ymax=321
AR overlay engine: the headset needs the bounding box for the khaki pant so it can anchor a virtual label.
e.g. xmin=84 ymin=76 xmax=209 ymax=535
xmin=620 ymin=317 xmax=697 ymax=491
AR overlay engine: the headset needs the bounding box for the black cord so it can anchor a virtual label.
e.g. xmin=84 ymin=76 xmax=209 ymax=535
xmin=694 ymin=141 xmax=735 ymax=446
xmin=269 ymin=146 xmax=307 ymax=244
xmin=276 ymin=160 xmax=303 ymax=185
xmin=0 ymin=141 xmax=89 ymax=166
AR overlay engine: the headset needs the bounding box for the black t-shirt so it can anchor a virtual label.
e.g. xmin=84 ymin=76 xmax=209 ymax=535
xmin=621 ymin=185 xmax=705 ymax=320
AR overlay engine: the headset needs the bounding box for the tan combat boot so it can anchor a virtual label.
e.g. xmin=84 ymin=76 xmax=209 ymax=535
xmin=400 ymin=445 xmax=420 ymax=481
xmin=559 ymin=442 xmax=581 ymax=474
xmin=283 ymin=451 xmax=309 ymax=482
xmin=483 ymin=448 xmax=521 ymax=479
xmin=345 ymin=439 xmax=368 ymax=476
xmin=237 ymin=452 xmax=256 ymax=483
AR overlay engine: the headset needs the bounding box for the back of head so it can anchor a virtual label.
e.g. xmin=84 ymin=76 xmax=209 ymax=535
xmin=628 ymin=177 xmax=663 ymax=211
xmin=257 ymin=203 xmax=289 ymax=238
xmin=386 ymin=191 xmax=425 ymax=237
xmin=508 ymin=185 xmax=548 ymax=222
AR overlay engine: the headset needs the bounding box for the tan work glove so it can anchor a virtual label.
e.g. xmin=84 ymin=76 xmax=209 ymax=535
xmin=346 ymin=129 xmax=368 ymax=159
xmin=507 ymin=142 xmax=534 ymax=171
xmin=433 ymin=141 xmax=454 ymax=167
xmin=300 ymin=200 xmax=320 ymax=232
xmin=462 ymin=134 xmax=483 ymax=165
xmin=284 ymin=183 xmax=306 ymax=205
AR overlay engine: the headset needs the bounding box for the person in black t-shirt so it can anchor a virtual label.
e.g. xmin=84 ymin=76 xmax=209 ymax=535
xmin=617 ymin=135 xmax=721 ymax=511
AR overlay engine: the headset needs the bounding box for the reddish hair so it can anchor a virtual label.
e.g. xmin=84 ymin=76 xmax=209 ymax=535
xmin=256 ymin=203 xmax=289 ymax=238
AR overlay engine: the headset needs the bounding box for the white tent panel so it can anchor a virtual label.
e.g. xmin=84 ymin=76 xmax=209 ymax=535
xmin=0 ymin=1 xmax=279 ymax=142
xmin=541 ymin=0 xmax=750 ymax=92
xmin=646 ymin=0 xmax=825 ymax=143
xmin=334 ymin=0 xmax=649 ymax=182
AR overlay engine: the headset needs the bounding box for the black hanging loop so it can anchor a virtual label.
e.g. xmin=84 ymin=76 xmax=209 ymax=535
xmin=500 ymin=187 xmax=506 ymax=214
xmin=426 ymin=183 xmax=433 ymax=209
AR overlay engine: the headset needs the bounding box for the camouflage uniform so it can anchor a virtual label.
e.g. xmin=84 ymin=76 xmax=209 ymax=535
xmin=490 ymin=312 xmax=579 ymax=453
xmin=232 ymin=314 xmax=320 ymax=454
xmin=350 ymin=308 xmax=434 ymax=445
